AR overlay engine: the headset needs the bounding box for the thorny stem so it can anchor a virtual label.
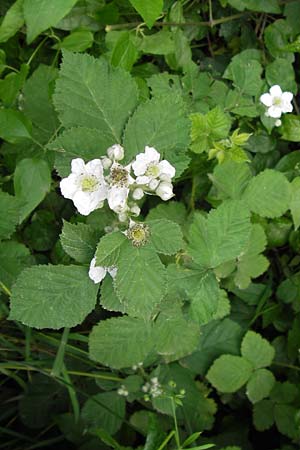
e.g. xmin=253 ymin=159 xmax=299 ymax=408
xmin=105 ymin=12 xmax=248 ymax=31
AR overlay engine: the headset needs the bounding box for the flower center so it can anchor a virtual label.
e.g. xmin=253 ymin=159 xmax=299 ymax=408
xmin=273 ymin=96 xmax=282 ymax=107
xmin=127 ymin=223 xmax=150 ymax=247
xmin=81 ymin=175 xmax=99 ymax=192
xmin=146 ymin=163 xmax=160 ymax=178
xmin=111 ymin=167 xmax=128 ymax=187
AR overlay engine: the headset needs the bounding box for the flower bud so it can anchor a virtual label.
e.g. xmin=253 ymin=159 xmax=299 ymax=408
xmin=130 ymin=205 xmax=141 ymax=216
xmin=132 ymin=188 xmax=144 ymax=200
xmin=156 ymin=182 xmax=174 ymax=201
xmin=101 ymin=156 xmax=112 ymax=170
xmin=275 ymin=119 xmax=282 ymax=127
xmin=107 ymin=144 xmax=124 ymax=161
xmin=148 ymin=179 xmax=160 ymax=190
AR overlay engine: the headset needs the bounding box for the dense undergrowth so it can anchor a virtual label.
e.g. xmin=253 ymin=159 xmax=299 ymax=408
xmin=1 ymin=0 xmax=300 ymax=449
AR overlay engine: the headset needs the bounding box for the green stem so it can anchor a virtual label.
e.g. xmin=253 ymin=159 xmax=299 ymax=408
xmin=272 ymin=361 xmax=300 ymax=372
xmin=157 ymin=430 xmax=176 ymax=450
xmin=27 ymin=36 xmax=48 ymax=66
xmin=51 ymin=327 xmax=70 ymax=377
xmin=171 ymin=397 xmax=181 ymax=450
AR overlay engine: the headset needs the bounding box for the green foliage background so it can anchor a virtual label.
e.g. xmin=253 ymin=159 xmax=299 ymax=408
xmin=0 ymin=0 xmax=300 ymax=449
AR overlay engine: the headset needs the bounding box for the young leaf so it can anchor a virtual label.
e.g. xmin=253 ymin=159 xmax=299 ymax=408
xmin=246 ymin=368 xmax=275 ymax=404
xmin=241 ymin=331 xmax=275 ymax=369
xmin=207 ymin=355 xmax=253 ymax=393
xmin=115 ymin=243 xmax=167 ymax=318
xmin=0 ymin=0 xmax=24 ymax=43
xmin=0 ymin=191 xmax=21 ymax=240
xmin=24 ymin=0 xmax=79 ymax=44
xmin=14 ymin=158 xmax=51 ymax=223
xmin=53 ymin=52 xmax=138 ymax=141
xmin=60 ymin=221 xmax=101 ymax=264
xmin=242 ymin=169 xmax=291 ymax=218
xmin=128 ymin=0 xmax=163 ymax=28
xmin=111 ymin=31 xmax=139 ymax=71
xmin=9 ymin=265 xmax=99 ymax=329
xmin=57 ymin=30 xmax=94 ymax=52
xmin=89 ymin=316 xmax=154 ymax=369
xmin=147 ymin=219 xmax=184 ymax=255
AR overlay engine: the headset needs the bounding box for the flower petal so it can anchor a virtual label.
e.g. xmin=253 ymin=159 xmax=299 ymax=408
xmin=71 ymin=158 xmax=85 ymax=174
xmin=85 ymin=159 xmax=104 ymax=178
xmin=60 ymin=174 xmax=78 ymax=200
xmin=132 ymin=155 xmax=148 ymax=176
xmin=89 ymin=258 xmax=107 ymax=283
xmin=260 ymin=93 xmax=273 ymax=107
xmin=136 ymin=175 xmax=151 ymax=185
xmin=269 ymin=85 xmax=282 ymax=97
xmin=144 ymin=146 xmax=160 ymax=163
xmin=268 ymin=105 xmax=282 ymax=118
xmin=73 ymin=191 xmax=98 ymax=215
xmin=108 ymin=186 xmax=129 ymax=213
xmin=282 ymin=91 xmax=293 ymax=103
xmin=158 ymin=160 xmax=176 ymax=179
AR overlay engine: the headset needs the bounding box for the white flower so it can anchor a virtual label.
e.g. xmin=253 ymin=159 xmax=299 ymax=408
xmin=107 ymin=162 xmax=134 ymax=213
xmin=132 ymin=188 xmax=144 ymax=200
xmin=275 ymin=119 xmax=282 ymax=127
xmin=132 ymin=146 xmax=176 ymax=188
xmin=260 ymin=85 xmax=293 ymax=118
xmin=117 ymin=385 xmax=129 ymax=397
xmin=107 ymin=144 xmax=124 ymax=161
xmin=156 ymin=181 xmax=174 ymax=201
xmin=88 ymin=257 xmax=117 ymax=284
xmin=60 ymin=158 xmax=107 ymax=216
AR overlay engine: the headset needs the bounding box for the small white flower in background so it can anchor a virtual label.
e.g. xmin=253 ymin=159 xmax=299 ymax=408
xmin=275 ymin=119 xmax=282 ymax=127
xmin=60 ymin=158 xmax=107 ymax=216
xmin=260 ymin=85 xmax=293 ymax=118
xmin=132 ymin=146 xmax=176 ymax=188
xmin=107 ymin=162 xmax=134 ymax=213
xmin=117 ymin=385 xmax=129 ymax=397
xmin=107 ymin=144 xmax=124 ymax=161
xmin=88 ymin=257 xmax=117 ymax=284
xmin=156 ymin=181 xmax=174 ymax=201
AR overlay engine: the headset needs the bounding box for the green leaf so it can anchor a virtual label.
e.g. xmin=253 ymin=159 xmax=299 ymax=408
xmin=234 ymin=224 xmax=269 ymax=289
xmin=95 ymin=232 xmax=127 ymax=267
xmin=243 ymin=169 xmax=291 ymax=218
xmin=146 ymin=201 xmax=187 ymax=225
xmin=147 ymin=219 xmax=183 ymax=255
xmin=0 ymin=109 xmax=32 ymax=142
xmin=0 ymin=191 xmax=20 ymax=240
xmin=266 ymin=58 xmax=297 ymax=93
xmin=123 ymin=95 xmax=190 ymax=176
xmin=264 ymin=19 xmax=293 ymax=60
xmin=270 ymin=381 xmax=298 ymax=404
xmin=206 ymin=355 xmax=253 ymax=393
xmin=182 ymin=318 xmax=243 ymax=376
xmin=188 ymin=200 xmax=251 ymax=268
xmin=224 ymin=57 xmax=263 ymax=96
xmin=128 ymin=0 xmax=163 ymax=28
xmin=290 ymin=177 xmax=300 ymax=230
xmin=9 ymin=265 xmax=98 ymax=329
xmin=0 ymin=241 xmax=34 ymax=289
xmin=57 ymin=30 xmax=94 ymax=52
xmin=253 ymin=399 xmax=275 ymax=431
xmin=24 ymin=0 xmax=79 ymax=44
xmin=53 ymin=52 xmax=138 ymax=141
xmin=115 ymin=243 xmax=167 ymax=318
xmin=228 ymin=0 xmax=280 ymax=13
xmin=274 ymin=404 xmax=300 ymax=439
xmin=100 ymin=275 xmax=125 ymax=313
xmin=89 ymin=316 xmax=154 ymax=369
xmin=81 ymin=392 xmax=125 ymax=435
xmin=60 ymin=221 xmax=101 ymax=264
xmin=210 ymin=161 xmax=252 ymax=200
xmin=111 ymin=31 xmax=139 ymax=71
xmin=14 ymin=158 xmax=51 ymax=223
xmin=241 ymin=331 xmax=275 ymax=369
xmin=280 ymin=114 xmax=300 ymax=142
xmin=0 ymin=0 xmax=24 ymax=43
xmin=141 ymin=29 xmax=175 ymax=55
xmin=246 ymin=368 xmax=276 ymax=404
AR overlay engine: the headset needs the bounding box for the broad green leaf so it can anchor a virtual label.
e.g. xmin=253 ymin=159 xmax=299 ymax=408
xmin=50 ymin=127 xmax=111 ymax=178
xmin=123 ymin=95 xmax=190 ymax=176
xmin=0 ymin=0 xmax=24 ymax=43
xmin=0 ymin=191 xmax=20 ymax=240
xmin=14 ymin=158 xmax=51 ymax=223
xmin=253 ymin=400 xmax=275 ymax=431
xmin=141 ymin=29 xmax=175 ymax=55
xmin=24 ymin=0 xmax=79 ymax=43
xmin=224 ymin=58 xmax=263 ymax=96
xmin=57 ymin=30 xmax=93 ymax=52
xmin=115 ymin=242 xmax=167 ymax=318
xmin=81 ymin=392 xmax=125 ymax=435
xmin=9 ymin=265 xmax=98 ymax=329
xmin=241 ymin=331 xmax=275 ymax=369
xmin=0 ymin=241 xmax=34 ymax=289
xmin=210 ymin=161 xmax=252 ymax=200
xmin=290 ymin=177 xmax=300 ymax=230
xmin=274 ymin=404 xmax=300 ymax=439
xmin=146 ymin=201 xmax=187 ymax=225
xmin=95 ymin=232 xmax=127 ymax=267
xmin=280 ymin=114 xmax=300 ymax=142
xmin=147 ymin=219 xmax=183 ymax=255
xmin=89 ymin=316 xmax=154 ymax=369
xmin=234 ymin=224 xmax=269 ymax=289
xmin=188 ymin=200 xmax=251 ymax=268
xmin=0 ymin=63 xmax=29 ymax=107
xmin=100 ymin=275 xmax=125 ymax=313
xmin=53 ymin=52 xmax=138 ymax=141
xmin=264 ymin=19 xmax=294 ymax=61
xmin=111 ymin=31 xmax=139 ymax=71
xmin=246 ymin=369 xmax=276 ymax=404
xmin=228 ymin=0 xmax=280 ymax=13
xmin=270 ymin=381 xmax=298 ymax=404
xmin=182 ymin=318 xmax=243 ymax=376
xmin=266 ymin=58 xmax=297 ymax=93
xmin=0 ymin=109 xmax=32 ymax=142
xmin=243 ymin=169 xmax=291 ymax=218
xmin=207 ymin=355 xmax=253 ymax=393
xmin=60 ymin=221 xmax=101 ymax=264
xmin=128 ymin=0 xmax=163 ymax=28
xmin=225 ymin=89 xmax=258 ymax=117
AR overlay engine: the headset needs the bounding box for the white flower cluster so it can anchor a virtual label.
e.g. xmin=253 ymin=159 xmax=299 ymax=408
xmin=260 ymin=85 xmax=293 ymax=127
xmin=117 ymin=385 xmax=129 ymax=397
xmin=142 ymin=377 xmax=163 ymax=398
xmin=60 ymin=144 xmax=176 ymax=220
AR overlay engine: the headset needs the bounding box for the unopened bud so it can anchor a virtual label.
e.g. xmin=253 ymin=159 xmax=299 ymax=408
xmin=132 ymin=188 xmax=144 ymax=200
xmin=107 ymin=144 xmax=124 ymax=161
xmin=102 ymin=156 xmax=112 ymax=170
xmin=156 ymin=182 xmax=174 ymax=201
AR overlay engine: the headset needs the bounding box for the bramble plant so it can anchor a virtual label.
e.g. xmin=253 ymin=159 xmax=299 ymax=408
xmin=1 ymin=0 xmax=300 ymax=449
